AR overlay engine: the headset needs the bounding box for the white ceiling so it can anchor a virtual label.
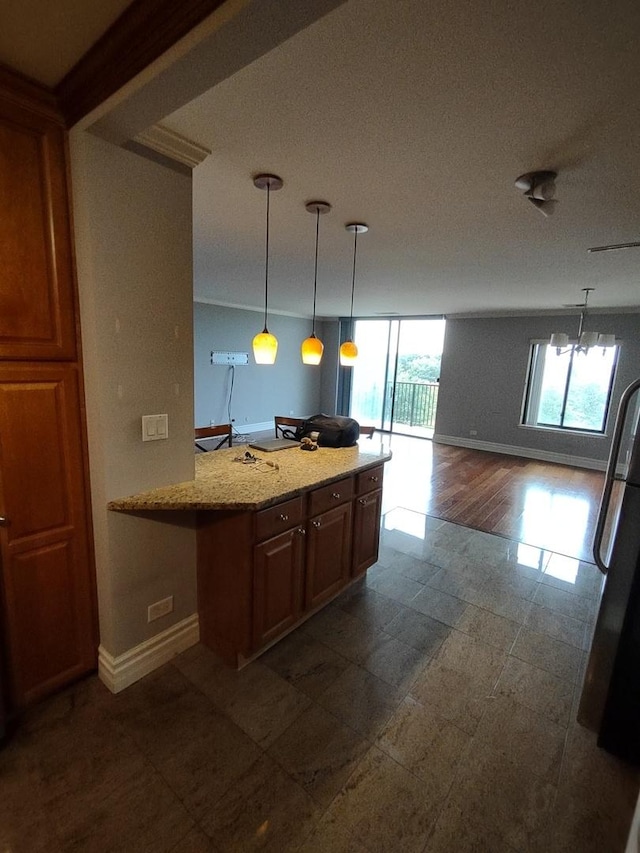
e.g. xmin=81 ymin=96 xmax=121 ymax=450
xmin=163 ymin=0 xmax=640 ymax=319
xmin=3 ymin=0 xmax=640 ymax=320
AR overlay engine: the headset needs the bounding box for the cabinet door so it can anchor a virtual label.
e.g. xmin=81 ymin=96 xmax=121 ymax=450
xmin=352 ymin=489 xmax=383 ymax=578
xmin=253 ymin=527 xmax=305 ymax=650
xmin=0 ymin=363 xmax=97 ymax=707
xmin=305 ymin=502 xmax=352 ymax=611
xmin=0 ymin=94 xmax=76 ymax=360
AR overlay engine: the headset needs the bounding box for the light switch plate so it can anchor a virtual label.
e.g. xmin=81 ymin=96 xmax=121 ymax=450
xmin=142 ymin=413 xmax=169 ymax=441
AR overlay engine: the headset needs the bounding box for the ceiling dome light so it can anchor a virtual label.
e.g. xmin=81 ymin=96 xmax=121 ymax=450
xmin=339 ymin=222 xmax=368 ymax=367
xmin=301 ymin=201 xmax=331 ymax=365
xmin=252 ymin=173 xmax=283 ymax=364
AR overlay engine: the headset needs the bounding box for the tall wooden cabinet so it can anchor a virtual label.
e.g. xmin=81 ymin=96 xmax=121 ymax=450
xmin=0 ymin=69 xmax=97 ymax=709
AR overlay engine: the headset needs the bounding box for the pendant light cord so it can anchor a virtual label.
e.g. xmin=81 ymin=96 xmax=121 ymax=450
xmin=349 ymin=227 xmax=358 ymax=321
xmin=312 ymin=208 xmax=320 ymax=335
xmin=263 ymin=182 xmax=270 ymax=332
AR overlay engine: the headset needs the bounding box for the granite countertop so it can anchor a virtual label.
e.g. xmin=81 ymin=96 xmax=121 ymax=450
xmin=108 ymin=444 xmax=392 ymax=512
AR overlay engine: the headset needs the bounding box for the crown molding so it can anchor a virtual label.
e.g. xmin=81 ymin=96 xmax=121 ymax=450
xmin=133 ymin=123 xmax=210 ymax=169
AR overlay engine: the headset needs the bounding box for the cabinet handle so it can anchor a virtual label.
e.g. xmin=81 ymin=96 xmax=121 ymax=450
xmin=0 ymin=516 xmax=7 ymax=526
xmin=279 ymin=513 xmax=289 ymax=522
xmin=312 ymin=520 xmax=321 ymax=528
xmin=331 ymin=492 xmax=341 ymax=500
xmin=358 ymin=498 xmax=368 ymax=505
xmin=297 ymin=527 xmax=306 ymax=535
xmin=369 ymin=475 xmax=379 ymax=482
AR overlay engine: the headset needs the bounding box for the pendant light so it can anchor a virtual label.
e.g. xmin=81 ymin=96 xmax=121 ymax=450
xmin=339 ymin=222 xmax=368 ymax=366
xmin=301 ymin=201 xmax=331 ymax=364
xmin=252 ymin=173 xmax=283 ymax=364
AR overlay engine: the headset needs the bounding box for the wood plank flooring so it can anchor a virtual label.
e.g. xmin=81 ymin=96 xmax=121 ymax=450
xmin=382 ymin=436 xmax=605 ymax=562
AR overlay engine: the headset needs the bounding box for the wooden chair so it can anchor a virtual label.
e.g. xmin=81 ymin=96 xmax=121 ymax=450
xmin=274 ymin=415 xmax=304 ymax=439
xmin=195 ymin=424 xmax=233 ymax=452
xmin=359 ymin=425 xmax=376 ymax=439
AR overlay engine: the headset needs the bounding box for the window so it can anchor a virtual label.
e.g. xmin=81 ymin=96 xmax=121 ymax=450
xmin=522 ymin=342 xmax=619 ymax=433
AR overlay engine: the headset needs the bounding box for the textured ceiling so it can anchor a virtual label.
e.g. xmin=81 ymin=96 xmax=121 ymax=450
xmin=3 ymin=0 xmax=640 ymax=320
xmin=163 ymin=0 xmax=640 ymax=318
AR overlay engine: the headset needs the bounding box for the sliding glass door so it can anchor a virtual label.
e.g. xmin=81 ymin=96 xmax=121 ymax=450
xmin=348 ymin=317 xmax=445 ymax=438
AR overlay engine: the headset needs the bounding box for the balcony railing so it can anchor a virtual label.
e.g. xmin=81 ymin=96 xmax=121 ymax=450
xmin=389 ymin=381 xmax=439 ymax=428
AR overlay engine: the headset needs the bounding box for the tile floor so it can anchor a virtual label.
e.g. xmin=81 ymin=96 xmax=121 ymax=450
xmin=2 ymin=510 xmax=639 ymax=852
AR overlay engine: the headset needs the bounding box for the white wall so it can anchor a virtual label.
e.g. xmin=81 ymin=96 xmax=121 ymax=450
xmin=70 ymin=131 xmax=197 ymax=657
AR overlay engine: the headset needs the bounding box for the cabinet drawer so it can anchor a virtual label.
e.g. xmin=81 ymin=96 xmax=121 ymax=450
xmin=255 ymin=496 xmax=304 ymax=541
xmin=308 ymin=476 xmax=354 ymax=516
xmin=356 ymin=465 xmax=384 ymax=495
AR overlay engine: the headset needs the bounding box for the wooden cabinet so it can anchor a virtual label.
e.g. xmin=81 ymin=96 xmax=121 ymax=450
xmin=352 ymin=489 xmax=383 ymax=578
xmin=0 ymin=83 xmax=77 ymax=361
xmin=197 ymin=463 xmax=384 ymax=667
xmin=352 ymin=464 xmax=384 ymax=578
xmin=306 ymin=502 xmax=352 ymax=609
xmin=253 ymin=527 xmax=305 ymax=649
xmin=0 ymin=363 xmax=97 ymax=706
xmin=0 ymin=70 xmax=97 ymax=710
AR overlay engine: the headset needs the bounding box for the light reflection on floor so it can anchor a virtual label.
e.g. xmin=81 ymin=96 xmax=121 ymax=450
xmin=374 ymin=433 xmax=601 ymax=564
xmin=383 ymin=505 xmax=597 ymax=596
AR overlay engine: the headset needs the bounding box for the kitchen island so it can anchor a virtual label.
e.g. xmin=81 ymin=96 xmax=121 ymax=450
xmin=109 ymin=444 xmax=391 ymax=666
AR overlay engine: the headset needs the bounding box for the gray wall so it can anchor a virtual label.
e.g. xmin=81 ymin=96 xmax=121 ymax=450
xmin=319 ymin=319 xmax=341 ymax=414
xmin=194 ymin=303 xmax=323 ymax=427
xmin=435 ymin=312 xmax=640 ymax=464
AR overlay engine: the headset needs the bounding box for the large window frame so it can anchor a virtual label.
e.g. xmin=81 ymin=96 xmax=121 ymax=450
xmin=522 ymin=340 xmax=620 ymax=434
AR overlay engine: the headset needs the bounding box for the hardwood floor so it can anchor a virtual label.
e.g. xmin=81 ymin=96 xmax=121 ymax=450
xmin=380 ymin=435 xmax=605 ymax=563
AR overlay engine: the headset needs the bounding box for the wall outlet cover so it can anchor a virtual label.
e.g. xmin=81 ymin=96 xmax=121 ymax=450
xmin=147 ymin=595 xmax=174 ymax=622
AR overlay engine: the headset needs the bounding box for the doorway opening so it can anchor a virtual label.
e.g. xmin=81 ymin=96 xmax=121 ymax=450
xmin=343 ymin=317 xmax=445 ymax=438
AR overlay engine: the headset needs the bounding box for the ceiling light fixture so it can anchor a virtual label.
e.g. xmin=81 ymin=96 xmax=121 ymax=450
xmin=301 ymin=200 xmax=331 ymax=365
xmin=515 ymin=170 xmax=558 ymax=217
xmin=252 ymin=173 xmax=283 ymax=364
xmin=550 ymin=288 xmax=616 ymax=354
xmin=339 ymin=222 xmax=368 ymax=367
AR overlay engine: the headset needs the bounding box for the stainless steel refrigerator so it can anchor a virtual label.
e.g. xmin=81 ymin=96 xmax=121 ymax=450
xmin=578 ymin=377 xmax=640 ymax=762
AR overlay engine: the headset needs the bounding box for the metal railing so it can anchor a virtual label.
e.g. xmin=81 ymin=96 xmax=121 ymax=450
xmin=390 ymin=381 xmax=439 ymax=428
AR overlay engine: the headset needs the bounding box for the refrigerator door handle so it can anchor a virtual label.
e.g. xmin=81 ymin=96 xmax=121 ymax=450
xmin=594 ymin=377 xmax=640 ymax=574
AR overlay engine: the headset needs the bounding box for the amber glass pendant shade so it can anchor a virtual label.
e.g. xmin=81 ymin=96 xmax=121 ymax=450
xmin=301 ymin=333 xmax=324 ymax=364
xmin=253 ymin=329 xmax=278 ymax=364
xmin=339 ymin=339 xmax=358 ymax=365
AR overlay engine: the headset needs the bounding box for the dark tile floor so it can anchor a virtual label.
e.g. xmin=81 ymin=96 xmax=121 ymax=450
xmin=1 ymin=510 xmax=638 ymax=852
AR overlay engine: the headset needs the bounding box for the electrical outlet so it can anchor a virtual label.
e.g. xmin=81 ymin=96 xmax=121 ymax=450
xmin=469 ymin=429 xmax=478 ymax=436
xmin=209 ymin=419 xmax=215 ymax=426
xmin=147 ymin=595 xmax=173 ymax=622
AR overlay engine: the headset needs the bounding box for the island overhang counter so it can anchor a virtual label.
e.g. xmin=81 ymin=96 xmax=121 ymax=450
xmin=109 ymin=445 xmax=392 ymax=666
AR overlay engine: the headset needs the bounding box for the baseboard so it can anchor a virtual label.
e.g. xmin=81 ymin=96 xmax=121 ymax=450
xmin=234 ymin=421 xmax=273 ymax=435
xmin=98 ymin=614 xmax=200 ymax=694
xmin=432 ymin=434 xmax=607 ymax=471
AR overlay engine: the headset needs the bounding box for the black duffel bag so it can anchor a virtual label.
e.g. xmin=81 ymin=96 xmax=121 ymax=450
xmin=295 ymin=414 xmax=360 ymax=447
